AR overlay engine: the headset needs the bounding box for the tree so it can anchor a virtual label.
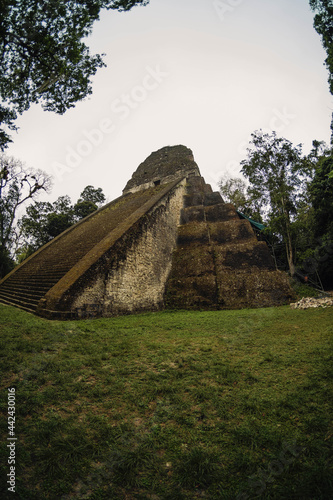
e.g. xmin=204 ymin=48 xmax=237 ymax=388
xmin=77 ymin=185 xmax=105 ymax=205
xmin=309 ymin=0 xmax=333 ymax=95
xmin=218 ymin=174 xmax=264 ymax=221
xmin=47 ymin=195 xmax=75 ymax=238
xmin=304 ymin=146 xmax=333 ymax=287
xmin=17 ymin=201 xmax=54 ymax=253
xmin=0 ymin=0 xmax=149 ymax=149
xmin=74 ymin=184 xmax=106 ymax=219
xmin=0 ymin=154 xmax=51 ymax=277
xmin=309 ymin=151 xmax=333 ymax=237
xmin=240 ymin=131 xmax=312 ymax=277
xmin=218 ymin=175 xmax=248 ymax=211
xmin=18 ymin=185 xmax=106 ymax=255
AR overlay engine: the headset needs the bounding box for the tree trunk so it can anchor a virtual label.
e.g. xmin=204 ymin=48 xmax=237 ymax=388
xmin=285 ymin=232 xmax=295 ymax=276
xmin=280 ymin=194 xmax=295 ymax=276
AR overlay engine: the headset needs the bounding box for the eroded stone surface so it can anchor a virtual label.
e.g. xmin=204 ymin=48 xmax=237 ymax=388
xmin=123 ymin=145 xmax=200 ymax=194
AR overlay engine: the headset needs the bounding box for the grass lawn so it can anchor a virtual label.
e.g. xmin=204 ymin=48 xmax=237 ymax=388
xmin=0 ymin=303 xmax=332 ymax=499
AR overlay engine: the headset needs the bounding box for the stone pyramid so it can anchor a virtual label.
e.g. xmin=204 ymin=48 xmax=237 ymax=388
xmin=0 ymin=145 xmax=293 ymax=319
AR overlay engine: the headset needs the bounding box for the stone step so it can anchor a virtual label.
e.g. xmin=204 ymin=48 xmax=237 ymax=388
xmin=0 ymin=289 xmax=41 ymax=304
xmin=204 ymin=192 xmax=223 ymax=206
xmin=0 ymin=282 xmax=53 ymax=293
xmin=183 ymin=192 xmax=223 ymax=209
xmin=185 ymin=177 xmax=211 ymax=194
xmin=8 ymin=269 xmax=69 ymax=278
xmin=181 ymin=203 xmax=240 ymax=224
xmin=0 ymin=291 xmax=39 ymax=311
xmin=205 ymin=203 xmax=239 ymax=222
xmin=5 ymin=274 xmax=65 ymax=285
xmin=183 ymin=193 xmax=205 ymax=207
xmin=0 ymin=296 xmax=35 ymax=314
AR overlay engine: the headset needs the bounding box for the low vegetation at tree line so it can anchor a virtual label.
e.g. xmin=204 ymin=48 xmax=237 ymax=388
xmin=0 ymin=303 xmax=332 ymax=499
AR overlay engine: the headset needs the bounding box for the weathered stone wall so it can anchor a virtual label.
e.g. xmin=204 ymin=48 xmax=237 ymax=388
xmin=165 ymin=176 xmax=294 ymax=310
xmin=71 ymin=179 xmax=186 ymax=317
xmin=123 ymin=145 xmax=200 ymax=194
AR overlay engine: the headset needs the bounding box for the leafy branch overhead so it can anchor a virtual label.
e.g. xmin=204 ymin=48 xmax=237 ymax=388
xmin=309 ymin=0 xmax=333 ymax=95
xmin=0 ymin=0 xmax=149 ymax=149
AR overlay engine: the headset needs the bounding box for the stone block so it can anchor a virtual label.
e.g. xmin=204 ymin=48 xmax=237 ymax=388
xmin=165 ymin=275 xmax=217 ymax=309
xmin=205 ymin=203 xmax=239 ymax=222
xmin=181 ymin=206 xmax=206 ymax=223
xmin=208 ymin=219 xmax=255 ymax=244
xmin=177 ymin=222 xmax=210 ymax=245
xmin=204 ymin=192 xmax=224 ymax=206
xmin=169 ymin=245 xmax=215 ymax=277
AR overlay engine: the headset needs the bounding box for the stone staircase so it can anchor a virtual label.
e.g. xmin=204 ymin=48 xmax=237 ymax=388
xmin=0 ymin=185 xmax=171 ymax=316
xmin=0 ymin=268 xmax=69 ymax=313
xmin=165 ymin=176 xmax=293 ymax=309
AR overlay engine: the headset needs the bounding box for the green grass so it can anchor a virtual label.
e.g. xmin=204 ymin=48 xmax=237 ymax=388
xmin=0 ymin=303 xmax=332 ymax=499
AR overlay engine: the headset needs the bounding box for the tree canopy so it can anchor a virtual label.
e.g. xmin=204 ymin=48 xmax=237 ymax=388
xmin=0 ymin=0 xmax=149 ymax=149
xmin=218 ymin=175 xmax=248 ymax=213
xmin=0 ymin=153 xmax=51 ymax=276
xmin=18 ymin=184 xmax=106 ymax=258
xmin=240 ymin=131 xmax=312 ymax=277
xmin=310 ymin=0 xmax=333 ymax=95
xmin=308 ymin=144 xmax=333 ymax=238
xmin=219 ymin=131 xmax=333 ymax=288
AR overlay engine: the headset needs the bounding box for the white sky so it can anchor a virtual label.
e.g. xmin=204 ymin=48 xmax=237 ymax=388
xmin=5 ymin=0 xmax=333 ymax=205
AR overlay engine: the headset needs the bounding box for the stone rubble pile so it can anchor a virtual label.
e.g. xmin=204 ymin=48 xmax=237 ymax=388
xmin=290 ymin=296 xmax=333 ymax=309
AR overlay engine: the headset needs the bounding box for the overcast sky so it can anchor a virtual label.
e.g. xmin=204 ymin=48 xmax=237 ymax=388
xmin=5 ymin=0 xmax=333 ymax=205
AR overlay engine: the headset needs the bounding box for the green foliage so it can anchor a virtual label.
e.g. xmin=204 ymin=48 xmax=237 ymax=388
xmin=309 ymin=151 xmax=333 ymax=237
xmin=78 ymin=185 xmax=106 ymax=205
xmin=0 ymin=154 xmax=51 ymax=276
xmin=0 ymin=244 xmax=14 ymax=278
xmin=73 ymin=199 xmax=97 ymax=220
xmin=0 ymin=105 xmax=17 ymax=150
xmin=218 ymin=174 xmax=248 ymax=210
xmin=18 ymin=185 xmax=106 ymax=255
xmin=240 ymin=131 xmax=312 ymax=277
xmin=74 ymin=185 xmax=106 ymax=219
xmin=0 ymin=0 xmax=149 ymax=149
xmin=296 ymin=145 xmax=333 ymax=287
xmin=310 ymin=0 xmax=333 ymax=95
xmin=218 ymin=174 xmax=264 ymax=222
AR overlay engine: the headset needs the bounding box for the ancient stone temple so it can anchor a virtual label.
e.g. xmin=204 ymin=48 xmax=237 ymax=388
xmin=0 ymin=145 xmax=293 ymax=319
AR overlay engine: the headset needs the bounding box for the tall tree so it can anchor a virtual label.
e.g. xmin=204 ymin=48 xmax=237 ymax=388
xmin=218 ymin=175 xmax=248 ymax=212
xmin=0 ymin=154 xmax=51 ymax=277
xmin=218 ymin=174 xmax=263 ymax=221
xmin=309 ymin=152 xmax=333 ymax=238
xmin=240 ymin=131 xmax=312 ymax=277
xmin=310 ymin=0 xmax=333 ymax=95
xmin=0 ymin=0 xmax=149 ymax=149
xmin=74 ymin=184 xmax=106 ymax=219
